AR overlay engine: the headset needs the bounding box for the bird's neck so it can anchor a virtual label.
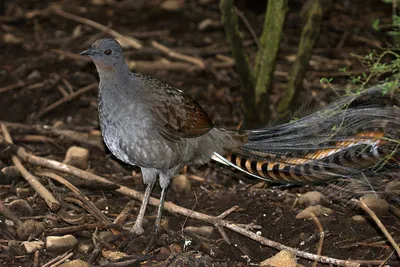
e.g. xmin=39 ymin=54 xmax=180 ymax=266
xmin=97 ymin=63 xmax=131 ymax=87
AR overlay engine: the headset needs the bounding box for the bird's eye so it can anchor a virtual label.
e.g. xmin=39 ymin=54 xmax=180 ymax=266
xmin=104 ymin=49 xmax=112 ymax=55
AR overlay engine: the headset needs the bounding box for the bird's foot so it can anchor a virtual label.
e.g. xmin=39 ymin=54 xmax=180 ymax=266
xmin=129 ymin=224 xmax=145 ymax=236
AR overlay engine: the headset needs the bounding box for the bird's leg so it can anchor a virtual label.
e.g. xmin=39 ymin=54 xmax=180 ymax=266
xmin=154 ymin=187 xmax=167 ymax=236
xmin=146 ymin=186 xmax=167 ymax=253
xmin=130 ymin=181 xmax=155 ymax=235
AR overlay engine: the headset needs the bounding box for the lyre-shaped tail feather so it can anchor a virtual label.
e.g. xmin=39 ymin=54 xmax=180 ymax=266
xmin=213 ymin=87 xmax=400 ymax=184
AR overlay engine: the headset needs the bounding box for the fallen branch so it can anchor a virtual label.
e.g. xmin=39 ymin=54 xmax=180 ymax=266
xmin=36 ymin=171 xmax=114 ymax=231
xmin=151 ymin=41 xmax=206 ymax=69
xmin=0 ymin=124 xmax=60 ymax=211
xmin=0 ymin=139 xmax=365 ymax=266
xmin=1 ymin=121 xmax=104 ymax=150
xmin=51 ymin=6 xmax=142 ymax=49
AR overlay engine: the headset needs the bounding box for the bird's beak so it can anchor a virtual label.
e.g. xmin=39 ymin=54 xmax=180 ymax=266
xmin=80 ymin=48 xmax=95 ymax=56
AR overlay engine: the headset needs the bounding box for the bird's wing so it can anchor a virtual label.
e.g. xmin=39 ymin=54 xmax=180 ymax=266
xmin=140 ymin=75 xmax=214 ymax=140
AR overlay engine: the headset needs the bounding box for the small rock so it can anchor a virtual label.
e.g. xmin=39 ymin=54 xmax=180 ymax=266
xmin=98 ymin=231 xmax=113 ymax=243
xmin=94 ymin=198 xmax=109 ymax=211
xmin=22 ymin=240 xmax=44 ymax=254
xmin=77 ymin=238 xmax=94 ymax=254
xmin=198 ymin=18 xmax=220 ymax=31
xmin=63 ymin=146 xmax=89 ymax=169
xmin=171 ymin=174 xmax=191 ymax=195
xmin=52 ymin=121 xmax=65 ymax=128
xmin=160 ymin=0 xmax=184 ymax=11
xmin=8 ymin=199 xmax=34 ymax=217
xmin=296 ymin=205 xmax=334 ymax=219
xmin=8 ymin=240 xmax=25 ymax=255
xmin=102 ymin=250 xmax=128 ymax=261
xmin=385 ymin=180 xmax=400 ymax=194
xmin=16 ymin=220 xmax=45 ymax=240
xmin=16 ymin=188 xmax=30 ymax=198
xmin=46 ymin=235 xmax=78 ymax=253
xmin=3 ymin=33 xmax=23 ymax=45
xmin=362 ymin=196 xmax=390 ymax=216
xmin=184 ymin=226 xmax=214 ymax=238
xmin=1 ymin=166 xmax=20 ymax=178
xmin=352 ymin=215 xmax=366 ymax=223
xmin=260 ymin=250 xmax=297 ymax=267
xmin=298 ymin=191 xmax=327 ymax=206
xmin=59 ymin=260 xmax=89 ymax=267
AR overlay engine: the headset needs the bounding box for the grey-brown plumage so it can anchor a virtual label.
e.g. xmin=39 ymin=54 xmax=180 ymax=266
xmin=81 ymin=38 xmax=245 ymax=237
xmin=81 ymin=38 xmax=400 ymax=242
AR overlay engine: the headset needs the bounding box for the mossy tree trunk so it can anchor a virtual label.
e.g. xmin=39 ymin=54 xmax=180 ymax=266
xmin=277 ymin=0 xmax=333 ymax=114
xmin=254 ymin=0 xmax=288 ymax=123
xmin=220 ymin=0 xmax=331 ymax=125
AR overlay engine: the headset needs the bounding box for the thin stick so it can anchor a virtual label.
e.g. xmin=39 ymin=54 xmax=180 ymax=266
xmin=0 ymin=81 xmax=31 ymax=93
xmin=41 ymin=251 xmax=71 ymax=267
xmin=113 ymin=200 xmax=136 ymax=225
xmin=353 ymin=198 xmax=400 ymax=257
xmin=151 ymin=41 xmax=206 ymax=69
xmin=307 ymin=212 xmax=324 ymax=267
xmin=234 ymin=6 xmax=261 ymax=50
xmin=36 ymin=171 xmax=113 ymax=229
xmin=0 ymin=124 xmax=60 ymax=211
xmin=49 ymin=252 xmax=73 ymax=267
xmin=45 ymin=223 xmax=103 ymax=236
xmin=36 ymin=83 xmax=98 ymax=118
xmin=51 ymin=7 xmax=142 ymax=49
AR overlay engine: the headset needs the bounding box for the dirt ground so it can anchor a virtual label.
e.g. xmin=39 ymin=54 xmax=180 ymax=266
xmin=0 ymin=0 xmax=399 ymax=266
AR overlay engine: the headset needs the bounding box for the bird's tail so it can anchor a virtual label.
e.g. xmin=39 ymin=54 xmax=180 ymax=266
xmin=213 ymin=87 xmax=400 ymax=184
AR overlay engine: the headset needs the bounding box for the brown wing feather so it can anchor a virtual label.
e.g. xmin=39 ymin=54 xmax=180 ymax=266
xmin=141 ymin=75 xmax=214 ymax=140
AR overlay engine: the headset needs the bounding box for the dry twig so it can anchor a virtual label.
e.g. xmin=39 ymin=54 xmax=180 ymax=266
xmin=0 ymin=124 xmax=60 ymax=211
xmin=307 ymin=211 xmax=325 ymax=267
xmin=113 ymin=200 xmax=136 ymax=225
xmin=41 ymin=251 xmax=72 ymax=267
xmin=151 ymin=41 xmax=206 ymax=69
xmin=1 ymin=121 xmax=104 ymax=150
xmin=45 ymin=223 xmax=103 ymax=236
xmin=49 ymin=252 xmax=73 ymax=267
xmin=353 ymin=198 xmax=400 ymax=257
xmin=36 ymin=171 xmax=114 ymax=231
xmin=51 ymin=6 xmax=142 ymax=49
xmin=36 ymin=83 xmax=98 ymax=118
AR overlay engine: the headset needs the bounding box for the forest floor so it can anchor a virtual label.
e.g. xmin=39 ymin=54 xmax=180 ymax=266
xmin=0 ymin=0 xmax=399 ymax=266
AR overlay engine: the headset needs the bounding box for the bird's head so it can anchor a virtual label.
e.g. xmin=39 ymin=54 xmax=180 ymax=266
xmin=80 ymin=38 xmax=125 ymax=72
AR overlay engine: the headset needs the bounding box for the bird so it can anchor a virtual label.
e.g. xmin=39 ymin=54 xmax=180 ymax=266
xmin=80 ymin=38 xmax=400 ymax=247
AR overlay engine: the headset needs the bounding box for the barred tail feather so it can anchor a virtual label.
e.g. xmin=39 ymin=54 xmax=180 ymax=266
xmin=212 ymin=87 xmax=400 ymax=184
